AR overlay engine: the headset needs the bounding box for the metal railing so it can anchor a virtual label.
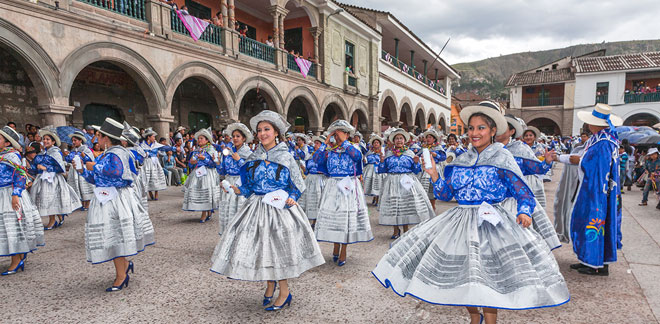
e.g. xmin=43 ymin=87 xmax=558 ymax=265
xmin=521 ymin=97 xmax=564 ymax=107
xmin=595 ymin=94 xmax=608 ymax=104
xmin=348 ymin=75 xmax=357 ymax=87
xmin=238 ymin=37 xmax=275 ymax=64
xmin=287 ymin=54 xmax=300 ymax=72
xmin=381 ymin=50 xmax=446 ymax=96
xmin=77 ymin=0 xmax=145 ymax=21
xmin=170 ymin=11 xmax=223 ymax=47
xmin=624 ymin=92 xmax=660 ymax=103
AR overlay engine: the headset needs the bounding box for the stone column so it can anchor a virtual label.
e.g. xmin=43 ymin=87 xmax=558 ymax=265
xmin=309 ymin=27 xmax=323 ymax=81
xmin=147 ymin=115 xmax=175 ymax=140
xmin=220 ymin=0 xmax=227 ymax=28
xmin=227 ymin=0 xmax=235 ymax=30
xmin=268 ymin=6 xmax=279 ymax=46
xmin=38 ymin=104 xmax=75 ymax=127
xmin=278 ymin=14 xmax=285 ymax=49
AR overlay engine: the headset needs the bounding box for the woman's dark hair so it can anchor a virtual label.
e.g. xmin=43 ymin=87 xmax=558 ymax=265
xmin=447 ymin=133 xmax=457 ymax=142
xmin=523 ymin=129 xmax=536 ymax=138
xmin=255 ymin=120 xmax=285 ymax=143
xmin=99 ymin=133 xmax=121 ymax=146
xmin=468 ymin=113 xmax=496 ymax=130
xmin=507 ymin=123 xmax=517 ymax=137
xmin=232 ymin=129 xmax=246 ymax=139
xmin=43 ymin=134 xmax=56 ymax=142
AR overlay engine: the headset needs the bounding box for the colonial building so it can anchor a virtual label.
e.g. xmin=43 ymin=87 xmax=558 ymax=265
xmin=0 ymin=0 xmax=457 ymax=138
xmin=507 ymin=49 xmax=660 ymax=135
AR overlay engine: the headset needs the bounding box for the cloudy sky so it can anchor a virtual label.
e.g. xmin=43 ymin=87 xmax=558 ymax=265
xmin=342 ymin=0 xmax=658 ymax=64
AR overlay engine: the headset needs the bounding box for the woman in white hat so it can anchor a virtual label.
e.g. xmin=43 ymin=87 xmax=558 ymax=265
xmin=363 ymin=134 xmax=384 ymax=205
xmin=314 ymin=120 xmax=373 ymax=267
xmin=298 ymin=135 xmax=327 ymax=227
xmin=0 ymin=126 xmax=44 ymax=275
xmin=372 ymin=101 xmax=569 ymax=323
xmin=30 ymin=126 xmax=82 ymax=229
xmin=74 ymin=118 xmax=154 ymax=291
xmin=519 ymin=125 xmax=550 ymax=208
xmin=182 ymin=127 xmax=221 ymax=223
xmin=65 ymin=130 xmax=95 ymax=211
xmin=139 ymin=128 xmax=169 ymax=201
xmin=418 ymin=128 xmax=447 ymax=210
xmin=496 ymin=114 xmax=561 ymax=250
xmin=217 ymin=122 xmax=252 ymax=234
xmin=210 ymin=110 xmax=324 ymax=311
xmin=377 ymin=128 xmax=434 ymax=239
xmin=120 ymin=124 xmax=150 ymax=213
xmin=565 ymin=103 xmax=623 ymax=276
xmin=293 ymin=133 xmax=311 ymax=172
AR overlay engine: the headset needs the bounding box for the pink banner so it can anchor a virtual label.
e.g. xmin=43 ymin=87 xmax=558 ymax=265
xmin=295 ymin=57 xmax=313 ymax=78
xmin=176 ymin=10 xmax=209 ymax=41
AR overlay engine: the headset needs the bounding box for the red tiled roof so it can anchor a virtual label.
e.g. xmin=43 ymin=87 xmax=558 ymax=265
xmin=574 ymin=51 xmax=660 ymax=73
xmin=506 ymin=68 xmax=574 ymax=87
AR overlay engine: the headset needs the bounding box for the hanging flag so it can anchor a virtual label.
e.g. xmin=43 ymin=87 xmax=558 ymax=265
xmin=176 ymin=10 xmax=209 ymax=41
xmin=294 ymin=57 xmax=313 ymax=78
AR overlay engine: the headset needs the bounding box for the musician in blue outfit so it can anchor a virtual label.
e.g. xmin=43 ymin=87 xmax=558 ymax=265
xmin=564 ymin=103 xmax=623 ymax=276
xmin=314 ymin=120 xmax=373 ymax=267
xmin=210 ymin=110 xmax=323 ymax=311
xmin=372 ymin=103 xmax=569 ymax=324
xmin=75 ymin=118 xmax=154 ymax=292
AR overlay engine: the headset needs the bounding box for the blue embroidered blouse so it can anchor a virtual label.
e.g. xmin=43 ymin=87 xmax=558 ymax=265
xmin=141 ymin=142 xmax=173 ymax=157
xmin=218 ymin=146 xmax=249 ymax=176
xmin=64 ymin=146 xmax=93 ymax=164
xmin=377 ymin=153 xmax=421 ymax=174
xmin=365 ymin=152 xmax=381 ymax=165
xmin=0 ymin=151 xmax=26 ymax=196
xmin=188 ymin=150 xmax=218 ymax=170
xmin=81 ymin=153 xmax=132 ymax=188
xmin=31 ymin=149 xmax=64 ymax=174
xmin=432 ymin=165 xmax=535 ymax=216
xmin=304 ymin=144 xmax=327 ymax=175
xmin=238 ymin=161 xmax=302 ymax=201
xmin=314 ymin=140 xmax=363 ymax=177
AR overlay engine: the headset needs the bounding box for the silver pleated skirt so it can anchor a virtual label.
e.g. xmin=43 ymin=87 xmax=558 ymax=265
xmin=379 ymin=173 xmax=435 ymax=226
xmin=218 ymin=175 xmax=246 ymax=235
xmin=134 ymin=172 xmax=149 ymax=213
xmin=314 ymin=176 xmax=373 ymax=244
xmin=501 ymin=198 xmax=561 ymax=250
xmin=362 ymin=164 xmax=383 ymax=196
xmin=67 ymin=167 xmax=95 ymax=201
xmin=210 ymin=195 xmax=325 ymax=281
xmin=525 ymin=174 xmax=546 ymax=208
xmin=85 ymin=185 xmax=155 ymax=264
xmin=0 ymin=187 xmax=44 ymax=256
xmin=30 ymin=173 xmax=82 ymax=216
xmin=418 ymin=170 xmax=437 ymax=200
xmin=372 ymin=203 xmax=570 ymax=310
xmin=141 ymin=158 xmax=167 ymax=192
xmin=182 ymin=167 xmax=221 ymax=212
xmin=298 ymin=173 xmax=326 ymax=220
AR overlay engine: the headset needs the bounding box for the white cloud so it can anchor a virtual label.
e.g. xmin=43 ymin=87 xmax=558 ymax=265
xmin=342 ymin=0 xmax=659 ymax=63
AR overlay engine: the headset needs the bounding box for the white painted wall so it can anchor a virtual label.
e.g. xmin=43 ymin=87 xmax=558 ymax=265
xmin=509 ymin=86 xmax=522 ymax=108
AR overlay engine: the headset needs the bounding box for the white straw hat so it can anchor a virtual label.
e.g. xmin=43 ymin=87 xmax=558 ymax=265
xmin=577 ymin=103 xmax=623 ymax=128
xmin=459 ymin=100 xmax=508 ymax=136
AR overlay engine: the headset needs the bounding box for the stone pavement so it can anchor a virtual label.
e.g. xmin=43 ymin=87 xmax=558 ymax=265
xmin=1 ymin=164 xmax=659 ymax=323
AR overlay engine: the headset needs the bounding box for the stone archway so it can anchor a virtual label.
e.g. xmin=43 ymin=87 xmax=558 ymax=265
xmin=414 ymin=104 xmax=426 ymax=132
xmin=399 ymin=102 xmax=413 ymax=130
xmin=320 ymin=94 xmax=349 ymax=127
xmin=623 ymin=112 xmax=660 ymax=127
xmin=235 ymin=76 xmax=284 ymax=116
xmin=380 ymin=92 xmax=398 ymax=129
xmin=428 ymin=112 xmax=437 ymax=128
xmin=284 ymin=86 xmax=321 ymax=132
xmin=349 ymin=102 xmax=370 ymax=134
xmin=528 ymin=117 xmax=561 ymax=135
xmin=438 ymin=112 xmax=447 ymax=132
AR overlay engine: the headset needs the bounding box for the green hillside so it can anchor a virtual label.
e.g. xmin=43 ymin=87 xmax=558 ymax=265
xmin=452 ymin=39 xmax=660 ymax=99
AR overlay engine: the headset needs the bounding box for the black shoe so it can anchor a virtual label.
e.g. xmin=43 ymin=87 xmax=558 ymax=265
xmin=656 ymin=204 xmax=660 ymax=210
xmin=570 ymin=263 xmax=588 ymax=270
xmin=578 ymin=265 xmax=609 ymax=276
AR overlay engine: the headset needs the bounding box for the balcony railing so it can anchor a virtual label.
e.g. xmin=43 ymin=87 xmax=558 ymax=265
xmin=77 ymin=0 xmax=145 ymax=21
xmin=348 ymin=75 xmax=357 ymax=87
xmin=238 ymin=37 xmax=275 ymax=64
xmin=381 ymin=50 xmax=446 ymax=96
xmin=595 ymin=94 xmax=608 ymax=104
xmin=287 ymin=54 xmax=317 ymax=78
xmin=521 ymin=97 xmax=564 ymax=107
xmin=624 ymin=92 xmax=660 ymax=103
xmin=170 ymin=11 xmax=223 ymax=47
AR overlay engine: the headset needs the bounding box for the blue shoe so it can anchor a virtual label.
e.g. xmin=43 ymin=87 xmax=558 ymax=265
xmin=262 ymin=281 xmax=277 ymax=306
xmin=390 ymin=234 xmax=400 ymax=240
xmin=205 ymin=214 xmax=211 ymax=222
xmin=337 ymin=260 xmax=346 ymax=267
xmin=106 ymin=275 xmax=130 ymax=292
xmin=332 ymin=254 xmax=339 ymax=263
xmin=479 ymin=314 xmax=484 ymax=324
xmin=265 ymin=293 xmax=292 ymax=311
xmin=44 ymin=221 xmax=59 ymax=231
xmin=126 ymin=261 xmax=134 ymax=274
xmin=1 ymin=258 xmax=25 ymax=276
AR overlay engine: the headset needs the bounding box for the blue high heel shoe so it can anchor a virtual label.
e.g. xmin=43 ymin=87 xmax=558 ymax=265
xmin=262 ymin=281 xmax=277 ymax=306
xmin=390 ymin=234 xmax=400 ymax=240
xmin=126 ymin=261 xmax=134 ymax=274
xmin=106 ymin=275 xmax=130 ymax=292
xmin=479 ymin=313 xmax=484 ymax=324
xmin=332 ymin=254 xmax=339 ymax=263
xmin=337 ymin=259 xmax=346 ymax=267
xmin=265 ymin=293 xmax=292 ymax=311
xmin=44 ymin=221 xmax=59 ymax=231
xmin=1 ymin=258 xmax=25 ymax=276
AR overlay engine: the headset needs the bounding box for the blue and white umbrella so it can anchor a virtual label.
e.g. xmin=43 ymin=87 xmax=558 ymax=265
xmin=56 ymin=126 xmax=82 ymax=146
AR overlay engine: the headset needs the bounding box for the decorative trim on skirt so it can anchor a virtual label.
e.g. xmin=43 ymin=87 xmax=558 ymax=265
xmin=372 ymin=203 xmax=570 ymax=310
xmin=298 ymin=173 xmax=326 ymax=220
xmin=418 ymin=170 xmax=436 ymax=200
xmin=218 ymin=175 xmax=246 ymax=235
xmin=502 ymin=198 xmax=561 ymax=250
xmin=182 ymin=167 xmax=221 ymax=212
xmin=30 ymin=173 xmax=82 ymax=216
xmin=526 ymin=174 xmax=546 ymax=208
xmin=0 ymin=187 xmax=44 ymax=256
xmin=134 ymin=172 xmax=149 ymax=213
xmin=314 ymin=176 xmax=373 ymax=244
xmin=85 ymin=186 xmax=155 ymax=264
xmin=362 ymin=164 xmax=382 ymax=196
xmin=141 ymin=158 xmax=167 ymax=192
xmin=67 ymin=167 xmax=95 ymax=201
xmin=210 ymin=195 xmax=324 ymax=281
xmin=379 ymin=173 xmax=435 ymax=226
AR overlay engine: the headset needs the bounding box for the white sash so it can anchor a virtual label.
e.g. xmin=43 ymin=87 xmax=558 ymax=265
xmin=337 ymin=176 xmax=355 ymax=196
xmin=195 ymin=166 xmax=207 ymax=178
xmin=399 ymin=174 xmax=414 ymax=191
xmin=41 ymin=171 xmax=55 ymax=183
xmin=262 ymin=189 xmax=288 ymax=209
xmin=94 ymin=187 xmax=118 ymax=205
xmin=477 ymin=202 xmax=502 ymax=227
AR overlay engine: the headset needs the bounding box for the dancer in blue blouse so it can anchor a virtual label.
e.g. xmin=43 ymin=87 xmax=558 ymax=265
xmin=298 ymin=135 xmax=327 ymax=227
xmin=29 ymin=127 xmax=81 ymax=230
xmin=418 ymin=128 xmax=447 ymax=210
xmin=75 ymin=118 xmax=154 ymax=292
xmin=0 ymin=126 xmax=43 ymax=275
xmin=372 ymin=104 xmax=569 ymax=324
xmin=121 ymin=124 xmax=149 ymax=213
xmin=363 ymin=134 xmax=384 ymax=206
xmin=217 ymin=122 xmax=252 ymax=234
xmin=566 ymin=103 xmax=622 ymax=276
xmin=65 ymin=130 xmax=95 ymax=211
xmin=139 ymin=128 xmax=170 ymax=201
xmin=210 ymin=110 xmax=323 ymax=311
xmin=377 ymin=128 xmax=434 ymax=239
xmin=182 ymin=127 xmax=221 ymax=223
xmin=314 ymin=120 xmax=373 ymax=267
xmin=520 ymin=126 xmax=550 ymax=207
xmin=444 ymin=133 xmax=466 ymax=159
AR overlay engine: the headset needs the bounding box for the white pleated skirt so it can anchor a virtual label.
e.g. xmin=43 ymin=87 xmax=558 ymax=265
xmin=379 ymin=173 xmax=435 ymax=226
xmin=182 ymin=167 xmax=221 ymax=212
xmin=298 ymin=173 xmax=326 ymax=220
xmin=67 ymin=167 xmax=95 ymax=201
xmin=362 ymin=164 xmax=383 ymax=196
xmin=0 ymin=187 xmax=44 ymax=256
xmin=141 ymin=157 xmax=167 ymax=192
xmin=502 ymin=197 xmax=561 ymax=250
xmin=218 ymin=175 xmax=246 ymax=235
xmin=525 ymin=174 xmax=546 ymax=208
xmin=30 ymin=173 xmax=82 ymax=216
xmin=314 ymin=176 xmax=373 ymax=244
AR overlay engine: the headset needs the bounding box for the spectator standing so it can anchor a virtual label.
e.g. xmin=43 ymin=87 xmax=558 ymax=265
xmin=639 ymin=148 xmax=660 ymax=208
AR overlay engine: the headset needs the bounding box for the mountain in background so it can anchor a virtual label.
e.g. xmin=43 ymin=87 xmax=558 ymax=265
xmin=451 ymin=39 xmax=660 ymax=99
